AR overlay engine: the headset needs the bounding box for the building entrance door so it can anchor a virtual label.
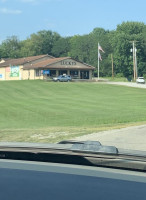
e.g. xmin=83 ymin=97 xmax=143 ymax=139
xmin=80 ymin=71 xmax=89 ymax=79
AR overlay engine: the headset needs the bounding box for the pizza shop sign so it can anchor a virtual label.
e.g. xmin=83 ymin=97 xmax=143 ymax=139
xmin=61 ymin=61 xmax=76 ymax=65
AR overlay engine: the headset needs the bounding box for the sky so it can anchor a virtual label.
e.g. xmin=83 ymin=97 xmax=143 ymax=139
xmin=0 ymin=0 xmax=146 ymax=43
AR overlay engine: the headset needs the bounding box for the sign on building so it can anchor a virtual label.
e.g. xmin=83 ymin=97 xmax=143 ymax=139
xmin=6 ymin=67 xmax=11 ymax=72
xmin=43 ymin=70 xmax=50 ymax=75
xmin=0 ymin=74 xmax=3 ymax=79
xmin=10 ymin=66 xmax=19 ymax=77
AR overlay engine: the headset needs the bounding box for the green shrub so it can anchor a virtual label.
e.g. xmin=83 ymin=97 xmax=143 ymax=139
xmin=115 ymin=73 xmax=124 ymax=78
xmin=143 ymin=74 xmax=146 ymax=79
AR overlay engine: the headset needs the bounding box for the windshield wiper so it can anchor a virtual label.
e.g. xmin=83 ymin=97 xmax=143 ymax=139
xmin=0 ymin=141 xmax=145 ymax=172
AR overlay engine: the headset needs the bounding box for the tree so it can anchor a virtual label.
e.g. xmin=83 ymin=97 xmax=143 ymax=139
xmin=110 ymin=22 xmax=146 ymax=78
xmin=89 ymin=28 xmax=112 ymax=76
xmin=117 ymin=21 xmax=145 ymax=35
xmin=18 ymin=30 xmax=61 ymax=57
xmin=0 ymin=36 xmax=21 ymax=58
xmin=51 ymin=37 xmax=71 ymax=57
xmin=28 ymin=30 xmax=61 ymax=55
xmin=1 ymin=22 xmax=146 ymax=78
xmin=19 ymin=39 xmax=36 ymax=57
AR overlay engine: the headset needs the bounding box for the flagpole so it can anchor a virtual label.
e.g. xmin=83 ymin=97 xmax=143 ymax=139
xmin=98 ymin=42 xmax=99 ymax=80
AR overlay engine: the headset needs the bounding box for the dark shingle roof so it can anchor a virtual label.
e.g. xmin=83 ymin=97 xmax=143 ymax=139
xmin=0 ymin=55 xmax=51 ymax=67
xmin=23 ymin=57 xmax=95 ymax=70
xmin=0 ymin=55 xmax=95 ymax=70
xmin=23 ymin=57 xmax=70 ymax=69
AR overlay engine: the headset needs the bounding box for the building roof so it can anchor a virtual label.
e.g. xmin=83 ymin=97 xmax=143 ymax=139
xmin=0 ymin=55 xmax=95 ymax=70
xmin=23 ymin=57 xmax=70 ymax=69
xmin=0 ymin=58 xmax=11 ymax=63
xmin=0 ymin=54 xmax=52 ymax=67
xmin=23 ymin=57 xmax=95 ymax=70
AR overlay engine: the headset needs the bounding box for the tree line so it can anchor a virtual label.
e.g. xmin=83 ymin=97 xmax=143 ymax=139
xmin=0 ymin=21 xmax=146 ymax=78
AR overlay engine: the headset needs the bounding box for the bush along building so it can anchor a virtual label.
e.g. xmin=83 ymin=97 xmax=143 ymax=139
xmin=0 ymin=55 xmax=95 ymax=81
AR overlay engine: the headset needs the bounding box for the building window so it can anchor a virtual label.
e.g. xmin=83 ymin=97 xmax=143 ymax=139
xmin=35 ymin=69 xmax=41 ymax=77
xmin=59 ymin=70 xmax=67 ymax=75
xmin=70 ymin=70 xmax=79 ymax=78
xmin=50 ymin=70 xmax=56 ymax=77
xmin=80 ymin=71 xmax=89 ymax=79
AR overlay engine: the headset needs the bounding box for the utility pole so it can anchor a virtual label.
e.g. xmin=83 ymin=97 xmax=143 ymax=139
xmin=111 ymin=54 xmax=114 ymax=78
xmin=98 ymin=43 xmax=100 ymax=80
xmin=130 ymin=40 xmax=138 ymax=81
xmin=135 ymin=47 xmax=138 ymax=79
xmin=132 ymin=41 xmax=137 ymax=80
xmin=133 ymin=41 xmax=136 ymax=80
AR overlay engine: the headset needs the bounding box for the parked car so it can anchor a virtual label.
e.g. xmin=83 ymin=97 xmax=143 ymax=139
xmin=53 ymin=75 xmax=72 ymax=82
xmin=136 ymin=77 xmax=145 ymax=84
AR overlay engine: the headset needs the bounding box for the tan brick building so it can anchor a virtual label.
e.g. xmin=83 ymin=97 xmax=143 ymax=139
xmin=0 ymin=55 xmax=95 ymax=81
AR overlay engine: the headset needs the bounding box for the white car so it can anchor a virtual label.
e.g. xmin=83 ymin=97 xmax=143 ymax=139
xmin=136 ymin=77 xmax=145 ymax=84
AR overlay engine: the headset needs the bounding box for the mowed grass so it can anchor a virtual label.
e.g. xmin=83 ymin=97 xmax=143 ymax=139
xmin=0 ymin=80 xmax=146 ymax=142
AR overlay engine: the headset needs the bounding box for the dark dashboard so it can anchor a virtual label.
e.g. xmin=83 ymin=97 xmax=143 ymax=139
xmin=0 ymin=159 xmax=146 ymax=200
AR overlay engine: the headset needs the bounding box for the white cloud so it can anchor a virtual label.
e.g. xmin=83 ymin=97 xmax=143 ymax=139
xmin=0 ymin=8 xmax=22 ymax=14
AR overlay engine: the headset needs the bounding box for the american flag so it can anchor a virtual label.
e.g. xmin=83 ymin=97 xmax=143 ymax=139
xmin=98 ymin=44 xmax=105 ymax=53
xmin=98 ymin=52 xmax=102 ymax=61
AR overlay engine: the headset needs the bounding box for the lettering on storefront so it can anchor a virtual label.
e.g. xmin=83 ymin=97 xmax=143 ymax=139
xmin=61 ymin=61 xmax=76 ymax=65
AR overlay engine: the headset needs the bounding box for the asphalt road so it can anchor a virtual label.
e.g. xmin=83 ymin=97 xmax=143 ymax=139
xmin=75 ymin=124 xmax=146 ymax=151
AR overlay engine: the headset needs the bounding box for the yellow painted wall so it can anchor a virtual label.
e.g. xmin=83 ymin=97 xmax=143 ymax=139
xmin=22 ymin=69 xmax=43 ymax=80
xmin=22 ymin=69 xmax=29 ymax=80
xmin=29 ymin=69 xmax=34 ymax=80
xmin=0 ymin=67 xmax=6 ymax=80
xmin=34 ymin=75 xmax=43 ymax=80
xmin=0 ymin=67 xmax=44 ymax=81
xmin=3 ymin=65 xmax=23 ymax=81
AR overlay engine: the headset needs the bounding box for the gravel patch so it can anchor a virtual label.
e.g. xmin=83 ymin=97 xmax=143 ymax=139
xmin=106 ymin=82 xmax=146 ymax=89
xmin=74 ymin=124 xmax=146 ymax=151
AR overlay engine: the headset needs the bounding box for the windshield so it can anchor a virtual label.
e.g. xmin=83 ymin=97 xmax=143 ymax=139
xmin=0 ymin=0 xmax=146 ymax=153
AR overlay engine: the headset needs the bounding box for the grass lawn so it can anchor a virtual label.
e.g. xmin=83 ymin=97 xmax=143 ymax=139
xmin=102 ymin=77 xmax=129 ymax=82
xmin=0 ymin=80 xmax=146 ymax=142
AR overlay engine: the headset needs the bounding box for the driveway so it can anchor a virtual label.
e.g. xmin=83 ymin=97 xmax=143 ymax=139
xmin=74 ymin=124 xmax=146 ymax=151
xmin=106 ymin=81 xmax=146 ymax=89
